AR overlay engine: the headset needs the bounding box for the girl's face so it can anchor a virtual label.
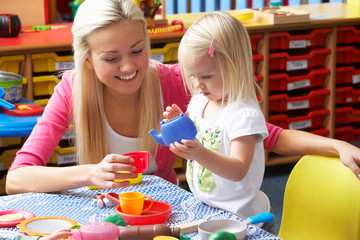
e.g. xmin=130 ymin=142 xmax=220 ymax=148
xmin=86 ymin=21 xmax=149 ymax=97
xmin=182 ymin=49 xmax=226 ymax=103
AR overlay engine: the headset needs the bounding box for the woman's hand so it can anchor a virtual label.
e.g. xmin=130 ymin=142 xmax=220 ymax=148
xmin=87 ymin=154 xmax=139 ymax=189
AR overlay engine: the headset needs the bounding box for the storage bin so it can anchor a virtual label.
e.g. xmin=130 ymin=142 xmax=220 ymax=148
xmin=336 ymin=66 xmax=360 ymax=85
xmin=253 ymin=54 xmax=263 ymax=73
xmin=336 ymin=46 xmax=360 ymax=65
xmin=49 ymin=145 xmax=76 ymax=166
xmin=269 ymin=28 xmax=331 ymax=50
xmin=33 ymin=98 xmax=50 ymax=107
xmin=150 ymin=42 xmax=179 ymax=63
xmin=0 ymin=55 xmax=25 ymax=74
xmin=269 ymin=88 xmax=330 ymax=112
xmin=269 ymin=108 xmax=329 ymax=130
xmin=249 ymin=33 xmax=263 ymax=53
xmin=173 ymin=157 xmax=184 ymax=169
xmin=269 ymin=68 xmax=330 ymax=92
xmin=310 ymin=128 xmax=329 ymax=137
xmin=0 ymin=137 xmax=21 ymax=148
xmin=335 ymin=106 xmax=360 ymax=125
xmin=269 ymin=48 xmax=330 ymax=71
xmin=0 ymin=148 xmax=20 ymax=171
xmin=33 ymin=75 xmax=60 ymax=97
xmin=335 ymin=126 xmax=360 ymax=142
xmin=337 ymin=25 xmax=360 ymax=44
xmin=336 ymin=86 xmax=360 ymax=104
xmin=32 ymin=52 xmax=74 ymax=73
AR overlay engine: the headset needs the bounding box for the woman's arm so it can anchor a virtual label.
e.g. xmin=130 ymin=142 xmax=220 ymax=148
xmin=273 ymin=128 xmax=360 ymax=180
xmin=6 ymin=154 xmax=138 ymax=194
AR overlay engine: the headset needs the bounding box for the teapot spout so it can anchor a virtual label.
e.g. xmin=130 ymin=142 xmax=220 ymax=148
xmin=149 ymin=129 xmax=166 ymax=146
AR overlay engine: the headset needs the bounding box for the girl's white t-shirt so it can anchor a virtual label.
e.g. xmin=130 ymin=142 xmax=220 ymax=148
xmin=186 ymin=94 xmax=269 ymax=219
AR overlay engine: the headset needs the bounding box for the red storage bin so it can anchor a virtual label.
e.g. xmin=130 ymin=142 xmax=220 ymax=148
xmin=269 ymin=108 xmax=329 ymax=130
xmin=269 ymin=48 xmax=330 ymax=71
xmin=269 ymin=28 xmax=331 ymax=50
xmin=253 ymin=54 xmax=263 ymax=73
xmin=337 ymin=26 xmax=360 ymax=44
xmin=336 ymin=66 xmax=360 ymax=85
xmin=335 ymin=126 xmax=360 ymax=142
xmin=336 ymin=46 xmax=360 ymax=65
xmin=269 ymin=68 xmax=330 ymax=92
xmin=269 ymin=88 xmax=330 ymax=112
xmin=335 ymin=106 xmax=360 ymax=125
xmin=310 ymin=128 xmax=329 ymax=137
xmin=250 ymin=33 xmax=263 ymax=53
xmin=336 ymin=86 xmax=360 ymax=104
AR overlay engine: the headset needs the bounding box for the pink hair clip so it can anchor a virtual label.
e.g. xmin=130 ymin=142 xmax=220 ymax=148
xmin=208 ymin=38 xmax=216 ymax=58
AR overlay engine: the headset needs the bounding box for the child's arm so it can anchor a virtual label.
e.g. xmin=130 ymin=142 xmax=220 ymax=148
xmin=14 ymin=229 xmax=72 ymax=240
xmin=170 ymin=135 xmax=256 ymax=181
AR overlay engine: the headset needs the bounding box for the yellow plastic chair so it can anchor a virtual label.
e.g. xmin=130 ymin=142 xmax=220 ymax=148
xmin=278 ymin=154 xmax=360 ymax=240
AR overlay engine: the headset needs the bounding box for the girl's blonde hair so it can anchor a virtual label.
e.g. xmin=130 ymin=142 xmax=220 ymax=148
xmin=71 ymin=0 xmax=162 ymax=164
xmin=178 ymin=11 xmax=261 ymax=105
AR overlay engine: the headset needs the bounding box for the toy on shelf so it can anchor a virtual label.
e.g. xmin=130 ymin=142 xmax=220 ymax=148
xmin=148 ymin=20 xmax=184 ymax=34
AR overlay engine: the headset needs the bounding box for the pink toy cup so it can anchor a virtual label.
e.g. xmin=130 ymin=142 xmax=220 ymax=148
xmin=123 ymin=151 xmax=149 ymax=173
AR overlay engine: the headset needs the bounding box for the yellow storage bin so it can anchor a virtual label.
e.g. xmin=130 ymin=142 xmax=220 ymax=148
xmin=0 ymin=148 xmax=20 ymax=171
xmin=61 ymin=125 xmax=75 ymax=140
xmin=33 ymin=98 xmax=50 ymax=107
xmin=151 ymin=42 xmax=180 ymax=63
xmin=173 ymin=156 xmax=184 ymax=169
xmin=32 ymin=52 xmax=74 ymax=73
xmin=49 ymin=145 xmax=76 ymax=166
xmin=33 ymin=75 xmax=61 ymax=96
xmin=0 ymin=55 xmax=25 ymax=74
xmin=0 ymin=137 xmax=22 ymax=148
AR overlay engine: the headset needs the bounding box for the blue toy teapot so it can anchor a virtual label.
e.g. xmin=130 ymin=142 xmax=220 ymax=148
xmin=149 ymin=113 xmax=197 ymax=147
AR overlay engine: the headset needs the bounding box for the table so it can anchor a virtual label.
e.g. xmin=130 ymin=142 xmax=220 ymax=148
xmin=0 ymin=175 xmax=279 ymax=239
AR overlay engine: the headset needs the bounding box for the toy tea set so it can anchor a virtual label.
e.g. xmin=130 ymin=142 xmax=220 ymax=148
xmin=0 ymin=112 xmax=274 ymax=239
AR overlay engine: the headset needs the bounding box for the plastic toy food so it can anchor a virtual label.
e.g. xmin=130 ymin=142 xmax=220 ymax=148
xmin=149 ymin=113 xmax=197 ymax=147
xmin=208 ymin=231 xmax=237 ymax=240
xmin=119 ymin=224 xmax=181 ymax=240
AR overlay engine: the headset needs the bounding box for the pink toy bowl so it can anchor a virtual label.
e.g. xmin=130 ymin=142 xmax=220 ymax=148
xmin=115 ymin=200 xmax=172 ymax=225
xmin=123 ymin=151 xmax=149 ymax=173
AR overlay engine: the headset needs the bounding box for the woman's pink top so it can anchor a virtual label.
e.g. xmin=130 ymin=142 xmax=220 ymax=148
xmin=9 ymin=62 xmax=190 ymax=185
xmin=9 ymin=61 xmax=282 ymax=184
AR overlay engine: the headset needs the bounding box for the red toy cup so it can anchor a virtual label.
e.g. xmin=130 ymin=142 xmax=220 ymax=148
xmin=123 ymin=151 xmax=149 ymax=173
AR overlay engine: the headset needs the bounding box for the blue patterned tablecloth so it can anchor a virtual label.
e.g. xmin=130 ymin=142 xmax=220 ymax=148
xmin=0 ymin=175 xmax=280 ymax=240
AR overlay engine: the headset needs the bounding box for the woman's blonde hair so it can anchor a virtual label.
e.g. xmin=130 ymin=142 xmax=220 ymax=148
xmin=178 ymin=11 xmax=261 ymax=105
xmin=71 ymin=0 xmax=162 ymax=164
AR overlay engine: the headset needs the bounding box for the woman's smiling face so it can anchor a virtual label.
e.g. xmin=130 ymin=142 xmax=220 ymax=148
xmin=86 ymin=20 xmax=149 ymax=96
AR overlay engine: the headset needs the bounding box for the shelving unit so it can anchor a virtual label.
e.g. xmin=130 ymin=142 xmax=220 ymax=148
xmin=1 ymin=3 xmax=360 ymax=183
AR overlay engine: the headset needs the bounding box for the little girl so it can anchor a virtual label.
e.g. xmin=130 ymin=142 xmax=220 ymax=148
xmin=164 ymin=11 xmax=274 ymax=232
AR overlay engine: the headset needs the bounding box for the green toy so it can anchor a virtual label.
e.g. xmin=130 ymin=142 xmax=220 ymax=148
xmin=208 ymin=231 xmax=237 ymax=240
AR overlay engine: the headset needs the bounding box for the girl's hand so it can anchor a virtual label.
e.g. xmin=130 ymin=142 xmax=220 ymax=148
xmin=87 ymin=154 xmax=139 ymax=189
xmin=169 ymin=138 xmax=204 ymax=160
xmin=163 ymin=104 xmax=188 ymax=121
xmin=40 ymin=229 xmax=72 ymax=240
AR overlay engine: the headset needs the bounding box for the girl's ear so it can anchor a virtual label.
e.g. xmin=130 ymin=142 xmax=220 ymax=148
xmin=85 ymin=55 xmax=94 ymax=70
